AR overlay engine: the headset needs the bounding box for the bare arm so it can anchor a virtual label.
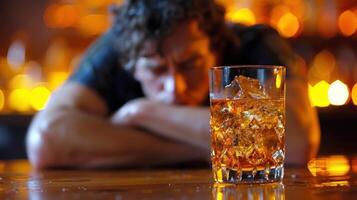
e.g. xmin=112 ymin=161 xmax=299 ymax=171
xmin=112 ymin=100 xmax=210 ymax=153
xmin=113 ymin=80 xmax=320 ymax=165
xmin=26 ymin=83 xmax=203 ymax=169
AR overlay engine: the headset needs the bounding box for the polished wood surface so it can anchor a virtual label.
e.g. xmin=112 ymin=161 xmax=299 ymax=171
xmin=0 ymin=160 xmax=356 ymax=199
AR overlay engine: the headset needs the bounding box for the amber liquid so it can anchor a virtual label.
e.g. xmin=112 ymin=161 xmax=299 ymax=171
xmin=210 ymin=98 xmax=285 ymax=183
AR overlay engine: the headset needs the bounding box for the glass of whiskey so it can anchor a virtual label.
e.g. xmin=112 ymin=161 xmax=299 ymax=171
xmin=209 ymin=65 xmax=286 ymax=184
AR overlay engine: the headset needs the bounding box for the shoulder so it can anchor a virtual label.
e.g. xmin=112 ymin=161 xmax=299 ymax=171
xmin=228 ymin=23 xmax=277 ymax=37
xmin=80 ymin=31 xmax=119 ymax=68
xmin=70 ymin=31 xmax=122 ymax=83
xmin=223 ymin=23 xmax=299 ymax=77
xmin=68 ymin=32 xmax=143 ymax=113
xmin=227 ymin=23 xmax=281 ymax=48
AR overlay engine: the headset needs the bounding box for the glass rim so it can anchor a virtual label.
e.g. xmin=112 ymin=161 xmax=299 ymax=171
xmin=210 ymin=65 xmax=286 ymax=70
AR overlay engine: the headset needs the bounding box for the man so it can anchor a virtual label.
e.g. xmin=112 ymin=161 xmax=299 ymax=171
xmin=26 ymin=0 xmax=320 ymax=168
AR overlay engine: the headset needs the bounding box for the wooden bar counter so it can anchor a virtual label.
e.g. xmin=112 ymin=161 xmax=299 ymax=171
xmin=0 ymin=159 xmax=356 ymax=199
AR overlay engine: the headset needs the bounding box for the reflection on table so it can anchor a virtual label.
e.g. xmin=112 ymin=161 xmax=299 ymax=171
xmin=0 ymin=158 xmax=356 ymax=199
xmin=213 ymin=182 xmax=285 ymax=200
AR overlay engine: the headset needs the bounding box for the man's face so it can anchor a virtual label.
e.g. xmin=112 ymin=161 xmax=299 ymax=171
xmin=134 ymin=20 xmax=217 ymax=105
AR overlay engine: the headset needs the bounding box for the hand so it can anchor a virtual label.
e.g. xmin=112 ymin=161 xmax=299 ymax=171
xmin=110 ymin=98 xmax=157 ymax=126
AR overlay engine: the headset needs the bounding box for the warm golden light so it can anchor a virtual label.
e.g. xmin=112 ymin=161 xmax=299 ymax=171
xmin=216 ymin=190 xmax=223 ymax=200
xmin=5 ymin=160 xmax=32 ymax=172
xmin=270 ymin=5 xmax=289 ymax=27
xmin=30 ymin=86 xmax=51 ymax=111
xmin=226 ymin=8 xmax=256 ymax=26
xmin=308 ymin=155 xmax=350 ymax=177
xmin=44 ymin=4 xmax=59 ymax=28
xmin=326 ymin=156 xmax=350 ymax=176
xmin=81 ymin=0 xmax=118 ymax=7
xmin=44 ymin=4 xmax=79 ymax=28
xmin=308 ymin=84 xmax=314 ymax=107
xmin=308 ymin=50 xmax=336 ymax=82
xmin=56 ymin=4 xmax=79 ymax=28
xmin=314 ymin=50 xmax=336 ymax=73
xmin=308 ymin=81 xmax=330 ymax=107
xmin=48 ymin=72 xmax=69 ymax=90
xmin=351 ymin=83 xmax=357 ymax=105
xmin=0 ymin=90 xmax=4 ymax=111
xmin=276 ymin=73 xmax=282 ymax=89
xmin=213 ymin=182 xmax=285 ymax=200
xmin=24 ymin=61 xmax=42 ymax=81
xmin=338 ymin=10 xmax=357 ymax=36
xmin=8 ymin=89 xmax=32 ymax=112
xmin=0 ymin=162 xmax=4 ymax=173
xmin=352 ymin=156 xmax=357 ymax=173
xmin=316 ymin=180 xmax=350 ymax=188
xmin=328 ymin=80 xmax=349 ymax=106
xmin=78 ymin=14 xmax=109 ymax=35
xmin=44 ymin=40 xmax=70 ymax=70
xmin=277 ymin=12 xmax=300 ymax=38
xmin=9 ymin=74 xmax=33 ymax=90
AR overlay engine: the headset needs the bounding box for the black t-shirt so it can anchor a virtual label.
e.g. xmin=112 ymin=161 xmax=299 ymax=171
xmin=69 ymin=24 xmax=296 ymax=114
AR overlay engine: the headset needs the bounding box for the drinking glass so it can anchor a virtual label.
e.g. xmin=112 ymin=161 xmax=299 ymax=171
xmin=209 ymin=65 xmax=286 ymax=184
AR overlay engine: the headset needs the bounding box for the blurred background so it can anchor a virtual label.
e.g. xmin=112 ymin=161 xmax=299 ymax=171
xmin=0 ymin=0 xmax=356 ymax=174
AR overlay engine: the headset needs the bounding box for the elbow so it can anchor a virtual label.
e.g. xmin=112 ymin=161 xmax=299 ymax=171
xmin=26 ymin=129 xmax=52 ymax=169
xmin=26 ymin=114 xmax=60 ymax=169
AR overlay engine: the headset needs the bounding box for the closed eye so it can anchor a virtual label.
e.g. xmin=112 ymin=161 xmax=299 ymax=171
xmin=150 ymin=65 xmax=167 ymax=75
xmin=179 ymin=55 xmax=204 ymax=71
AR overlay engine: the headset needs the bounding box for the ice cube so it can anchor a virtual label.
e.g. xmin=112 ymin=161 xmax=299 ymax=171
xmin=224 ymin=76 xmax=244 ymax=98
xmin=225 ymin=75 xmax=269 ymax=99
xmin=263 ymin=129 xmax=279 ymax=151
xmin=274 ymin=119 xmax=285 ymax=140
xmin=272 ymin=149 xmax=285 ymax=164
xmin=247 ymin=148 xmax=266 ymax=166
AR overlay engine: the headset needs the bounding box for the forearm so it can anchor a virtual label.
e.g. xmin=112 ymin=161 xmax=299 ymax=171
xmin=27 ymin=107 xmax=202 ymax=168
xmin=133 ymin=104 xmax=211 ymax=153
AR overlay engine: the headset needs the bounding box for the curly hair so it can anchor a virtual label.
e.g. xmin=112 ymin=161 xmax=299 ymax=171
xmin=110 ymin=0 xmax=229 ymax=71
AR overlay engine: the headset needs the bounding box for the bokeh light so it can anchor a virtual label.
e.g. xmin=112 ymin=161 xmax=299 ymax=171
xmin=352 ymin=156 xmax=357 ymax=173
xmin=308 ymin=155 xmax=350 ymax=177
xmin=328 ymin=80 xmax=349 ymax=106
xmin=44 ymin=39 xmax=70 ymax=70
xmin=0 ymin=90 xmax=4 ymax=111
xmin=4 ymin=0 xmax=357 ymax=114
xmin=270 ymin=5 xmax=290 ymax=27
xmin=30 ymin=86 xmax=51 ymax=111
xmin=7 ymin=40 xmax=25 ymax=70
xmin=276 ymin=73 xmax=282 ymax=89
xmin=338 ymin=10 xmax=357 ymax=36
xmin=24 ymin=61 xmax=43 ymax=81
xmin=44 ymin=4 xmax=79 ymax=28
xmin=43 ymin=4 xmax=59 ymax=28
xmin=81 ymin=0 xmax=119 ymax=7
xmin=226 ymin=8 xmax=256 ymax=26
xmin=8 ymin=89 xmax=32 ymax=113
xmin=48 ymin=72 xmax=69 ymax=90
xmin=9 ymin=74 xmax=33 ymax=90
xmin=308 ymin=81 xmax=330 ymax=107
xmin=308 ymin=84 xmax=314 ymax=107
xmin=351 ymin=83 xmax=357 ymax=105
xmin=277 ymin=12 xmax=300 ymax=38
xmin=78 ymin=14 xmax=109 ymax=36
xmin=308 ymin=50 xmax=336 ymax=83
